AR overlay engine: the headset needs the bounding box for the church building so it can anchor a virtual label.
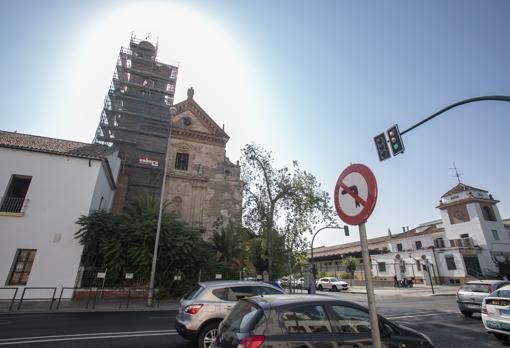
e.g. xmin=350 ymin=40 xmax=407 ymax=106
xmin=164 ymin=88 xmax=242 ymax=238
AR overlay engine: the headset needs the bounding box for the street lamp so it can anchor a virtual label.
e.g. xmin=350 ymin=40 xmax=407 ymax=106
xmin=309 ymin=225 xmax=348 ymax=294
xmin=148 ymin=106 xmax=177 ymax=306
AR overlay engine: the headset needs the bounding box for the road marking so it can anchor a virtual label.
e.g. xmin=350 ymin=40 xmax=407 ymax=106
xmin=0 ymin=330 xmax=177 ymax=344
xmin=0 ymin=332 xmax=179 ymax=345
xmin=387 ymin=312 xmax=453 ymax=319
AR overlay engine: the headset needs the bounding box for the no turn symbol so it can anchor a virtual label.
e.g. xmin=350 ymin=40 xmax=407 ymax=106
xmin=334 ymin=164 xmax=378 ymax=225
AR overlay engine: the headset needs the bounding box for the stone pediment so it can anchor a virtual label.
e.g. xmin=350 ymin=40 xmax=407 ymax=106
xmin=172 ymin=89 xmax=229 ymax=146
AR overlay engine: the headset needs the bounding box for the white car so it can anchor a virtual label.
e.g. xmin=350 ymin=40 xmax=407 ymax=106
xmin=482 ymin=284 xmax=510 ymax=341
xmin=316 ymin=277 xmax=349 ymax=291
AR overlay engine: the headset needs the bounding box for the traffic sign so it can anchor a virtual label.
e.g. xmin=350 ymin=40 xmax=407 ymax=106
xmin=334 ymin=163 xmax=378 ymax=225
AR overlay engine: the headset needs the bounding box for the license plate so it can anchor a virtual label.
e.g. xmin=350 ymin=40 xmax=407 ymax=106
xmin=487 ymin=320 xmax=510 ymax=330
xmin=487 ymin=320 xmax=501 ymax=329
xmin=500 ymin=309 xmax=510 ymax=317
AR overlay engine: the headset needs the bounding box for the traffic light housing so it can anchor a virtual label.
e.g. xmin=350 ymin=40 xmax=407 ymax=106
xmin=373 ymin=133 xmax=391 ymax=161
xmin=387 ymin=124 xmax=405 ymax=156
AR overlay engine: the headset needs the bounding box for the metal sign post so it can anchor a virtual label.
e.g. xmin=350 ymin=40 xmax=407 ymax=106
xmin=359 ymin=223 xmax=382 ymax=348
xmin=334 ymin=163 xmax=381 ymax=348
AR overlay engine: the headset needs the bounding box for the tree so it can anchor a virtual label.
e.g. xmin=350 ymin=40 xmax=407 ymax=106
xmin=241 ymin=143 xmax=334 ymax=279
xmin=209 ymin=219 xmax=249 ymax=270
xmin=341 ymin=256 xmax=360 ymax=278
xmin=75 ymin=196 xmax=209 ymax=290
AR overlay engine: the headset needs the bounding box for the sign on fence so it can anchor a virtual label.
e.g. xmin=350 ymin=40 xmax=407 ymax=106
xmin=215 ymin=274 xmax=222 ymax=280
xmin=125 ymin=273 xmax=134 ymax=279
xmin=97 ymin=272 xmax=106 ymax=279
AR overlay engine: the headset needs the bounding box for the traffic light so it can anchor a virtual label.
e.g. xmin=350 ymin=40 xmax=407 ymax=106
xmin=373 ymin=133 xmax=390 ymax=161
xmin=344 ymin=225 xmax=350 ymax=236
xmin=387 ymin=124 xmax=405 ymax=156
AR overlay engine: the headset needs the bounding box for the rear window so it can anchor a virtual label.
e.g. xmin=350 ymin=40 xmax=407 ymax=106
xmin=461 ymin=284 xmax=491 ymax=293
xmin=222 ymin=300 xmax=263 ymax=333
xmin=494 ymin=290 xmax=510 ymax=298
xmin=183 ymin=285 xmax=204 ymax=300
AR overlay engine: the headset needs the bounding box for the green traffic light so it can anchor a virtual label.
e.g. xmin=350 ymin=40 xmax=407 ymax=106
xmin=393 ymin=144 xmax=399 ymax=150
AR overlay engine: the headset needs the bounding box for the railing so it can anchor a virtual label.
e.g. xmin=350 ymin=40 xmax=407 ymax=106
xmin=450 ymin=237 xmax=476 ymax=248
xmin=0 ymin=287 xmax=161 ymax=312
xmin=0 ymin=196 xmax=28 ymax=214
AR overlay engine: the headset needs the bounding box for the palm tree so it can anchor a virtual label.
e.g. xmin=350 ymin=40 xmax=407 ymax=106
xmin=209 ymin=220 xmax=248 ymax=270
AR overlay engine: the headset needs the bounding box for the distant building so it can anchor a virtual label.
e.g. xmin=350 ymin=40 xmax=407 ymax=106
xmin=0 ymin=131 xmax=121 ymax=298
xmin=310 ymin=183 xmax=510 ymax=285
xmin=165 ymin=88 xmax=242 ymax=237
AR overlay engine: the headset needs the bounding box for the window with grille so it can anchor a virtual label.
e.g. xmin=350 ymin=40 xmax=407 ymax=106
xmin=377 ymin=262 xmax=386 ymax=272
xmin=415 ymin=241 xmax=423 ymax=250
xmin=8 ymin=249 xmax=36 ymax=285
xmin=175 ymin=153 xmax=189 ymax=171
xmin=445 ymin=255 xmax=457 ymax=270
xmin=1 ymin=175 xmax=32 ymax=213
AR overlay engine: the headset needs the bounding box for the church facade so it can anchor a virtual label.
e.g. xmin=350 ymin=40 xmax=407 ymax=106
xmin=164 ymin=88 xmax=242 ymax=238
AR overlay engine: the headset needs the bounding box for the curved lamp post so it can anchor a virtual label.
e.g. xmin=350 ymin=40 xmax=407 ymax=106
xmin=309 ymin=225 xmax=349 ymax=294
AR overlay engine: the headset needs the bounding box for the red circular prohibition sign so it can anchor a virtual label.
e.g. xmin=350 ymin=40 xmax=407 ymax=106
xmin=334 ymin=163 xmax=378 ymax=225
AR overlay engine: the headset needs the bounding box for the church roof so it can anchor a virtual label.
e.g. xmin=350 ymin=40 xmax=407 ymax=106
xmin=441 ymin=183 xmax=488 ymax=198
xmin=172 ymin=88 xmax=229 ymax=145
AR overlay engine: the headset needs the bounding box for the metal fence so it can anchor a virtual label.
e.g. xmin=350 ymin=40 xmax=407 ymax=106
xmin=0 ymin=286 xmax=161 ymax=312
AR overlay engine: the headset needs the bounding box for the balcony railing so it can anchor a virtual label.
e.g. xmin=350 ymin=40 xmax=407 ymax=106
xmin=449 ymin=237 xmax=476 ymax=248
xmin=0 ymin=196 xmax=28 ymax=214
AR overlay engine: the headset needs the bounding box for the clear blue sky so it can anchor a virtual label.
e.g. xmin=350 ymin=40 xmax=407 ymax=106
xmin=1 ymin=0 xmax=509 ymax=246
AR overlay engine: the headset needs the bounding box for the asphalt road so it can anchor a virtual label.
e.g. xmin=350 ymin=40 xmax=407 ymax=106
xmin=0 ymin=293 xmax=505 ymax=348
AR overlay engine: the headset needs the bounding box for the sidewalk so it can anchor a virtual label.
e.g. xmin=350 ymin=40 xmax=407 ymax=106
xmin=347 ymin=284 xmax=458 ymax=297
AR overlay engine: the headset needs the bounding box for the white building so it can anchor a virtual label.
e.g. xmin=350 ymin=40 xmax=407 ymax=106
xmin=0 ymin=131 xmax=121 ymax=299
xmin=311 ymin=183 xmax=510 ymax=285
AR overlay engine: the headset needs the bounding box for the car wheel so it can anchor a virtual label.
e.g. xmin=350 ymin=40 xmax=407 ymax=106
xmin=460 ymin=311 xmax=473 ymax=318
xmin=318 ymin=285 xmax=323 ymax=291
xmin=331 ymin=285 xmax=337 ymax=292
xmin=198 ymin=323 xmax=219 ymax=348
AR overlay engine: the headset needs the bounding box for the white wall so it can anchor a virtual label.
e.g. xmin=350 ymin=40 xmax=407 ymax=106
xmin=0 ymin=148 xmax=116 ymax=299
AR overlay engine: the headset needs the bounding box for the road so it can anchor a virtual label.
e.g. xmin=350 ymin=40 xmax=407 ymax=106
xmin=0 ymin=293 xmax=504 ymax=347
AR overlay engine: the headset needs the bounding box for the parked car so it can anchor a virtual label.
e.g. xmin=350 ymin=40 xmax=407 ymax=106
xmin=316 ymin=277 xmax=349 ymax=291
xmin=175 ymin=280 xmax=284 ymax=348
xmin=456 ymin=280 xmax=510 ymax=317
xmin=482 ymin=284 xmax=510 ymax=341
xmin=215 ymin=294 xmax=434 ymax=348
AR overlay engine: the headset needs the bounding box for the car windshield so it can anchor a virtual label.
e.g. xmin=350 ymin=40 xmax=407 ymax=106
xmin=222 ymin=300 xmax=262 ymax=333
xmin=461 ymin=284 xmax=491 ymax=293
xmin=329 ymin=278 xmax=339 ymax=282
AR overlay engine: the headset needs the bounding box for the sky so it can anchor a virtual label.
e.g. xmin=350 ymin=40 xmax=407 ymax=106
xmin=1 ymin=0 xmax=509 ymax=247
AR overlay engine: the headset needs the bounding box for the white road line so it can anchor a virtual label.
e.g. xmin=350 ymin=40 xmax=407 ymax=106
xmin=0 ymin=332 xmax=178 ymax=346
xmin=0 ymin=330 xmax=177 ymax=343
xmin=387 ymin=313 xmax=450 ymax=319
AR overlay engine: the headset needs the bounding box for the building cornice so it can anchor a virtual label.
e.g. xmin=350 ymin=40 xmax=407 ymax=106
xmin=436 ymin=197 xmax=500 ymax=209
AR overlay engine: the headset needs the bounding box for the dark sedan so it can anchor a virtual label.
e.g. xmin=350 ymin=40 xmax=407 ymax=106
xmin=215 ymin=294 xmax=433 ymax=348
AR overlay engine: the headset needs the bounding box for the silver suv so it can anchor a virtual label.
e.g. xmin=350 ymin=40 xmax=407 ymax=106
xmin=457 ymin=280 xmax=510 ymax=317
xmin=175 ymin=280 xmax=284 ymax=348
